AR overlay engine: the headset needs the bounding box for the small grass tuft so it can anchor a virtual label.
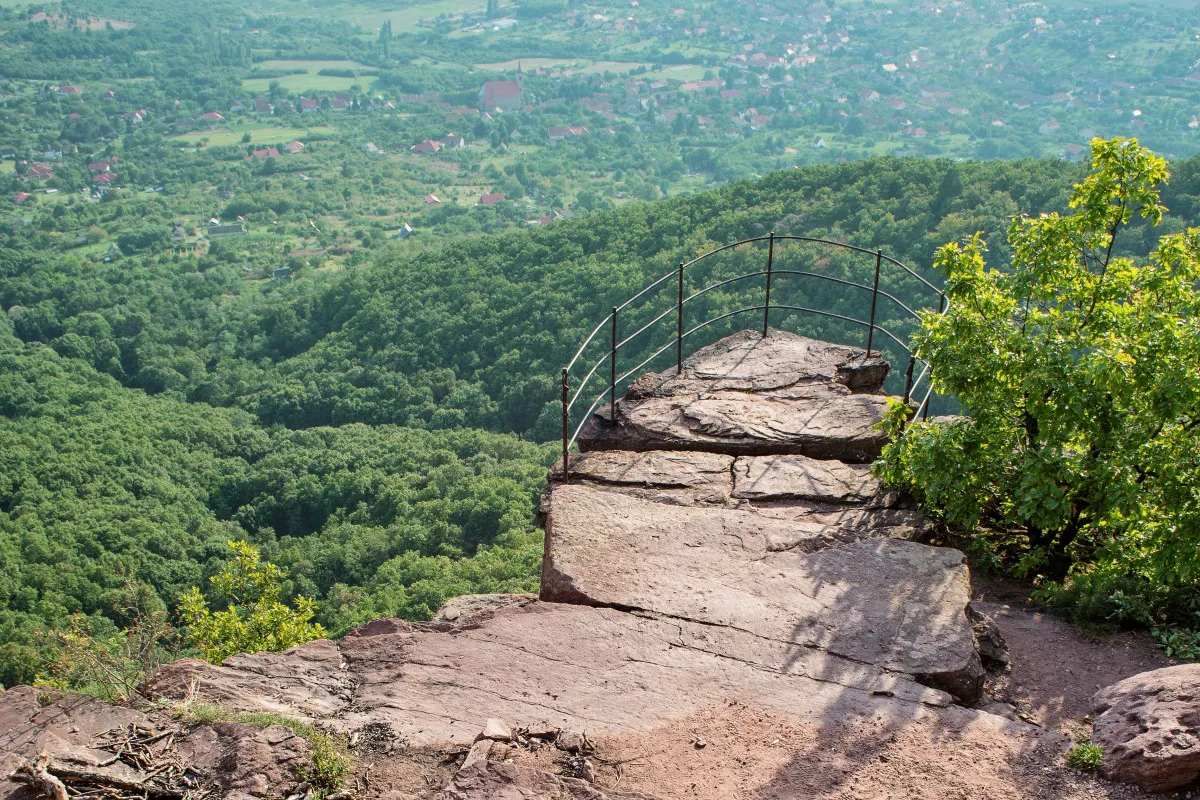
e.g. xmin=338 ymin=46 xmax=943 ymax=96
xmin=1066 ymin=742 xmax=1103 ymax=770
xmin=175 ymin=701 xmax=350 ymax=797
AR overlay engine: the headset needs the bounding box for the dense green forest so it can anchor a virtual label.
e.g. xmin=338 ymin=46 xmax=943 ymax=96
xmin=4 ymin=150 xmax=1200 ymax=685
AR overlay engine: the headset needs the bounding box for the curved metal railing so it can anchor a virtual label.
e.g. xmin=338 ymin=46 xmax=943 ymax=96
xmin=558 ymin=234 xmax=948 ymax=477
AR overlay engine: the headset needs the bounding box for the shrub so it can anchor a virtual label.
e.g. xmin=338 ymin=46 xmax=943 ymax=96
xmin=178 ymin=540 xmax=326 ymax=663
xmin=878 ymin=138 xmax=1200 ymax=623
xmin=39 ymin=581 xmax=176 ymax=702
xmin=1066 ymin=742 xmax=1104 ymax=770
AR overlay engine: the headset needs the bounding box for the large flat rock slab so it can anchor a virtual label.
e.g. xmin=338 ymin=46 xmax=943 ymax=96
xmin=631 ymin=329 xmax=890 ymax=396
xmin=732 ymin=452 xmax=897 ymax=506
xmin=552 ymin=450 xmax=735 ymax=505
xmin=579 ymin=330 xmax=894 ymax=462
xmin=1092 ymin=664 xmax=1200 ymax=792
xmin=541 ymin=484 xmax=982 ymax=700
xmin=555 ymin=450 xmax=903 ymax=510
xmin=156 ymin=600 xmax=987 ymax=750
xmin=582 ymin=385 xmax=892 ymax=462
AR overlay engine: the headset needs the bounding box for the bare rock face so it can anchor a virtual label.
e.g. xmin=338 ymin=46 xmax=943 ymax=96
xmin=552 ymin=450 xmax=736 ymax=505
xmin=731 ymin=452 xmax=898 ymax=506
xmin=627 ymin=329 xmax=890 ymax=396
xmin=584 ymin=385 xmax=892 ymax=462
xmin=444 ymin=760 xmax=662 ymax=799
xmin=580 ymin=330 xmax=894 ymax=462
xmin=0 ymin=686 xmax=311 ymax=800
xmin=1092 ymin=664 xmax=1200 ymax=792
xmin=541 ymin=484 xmax=982 ymax=701
xmin=155 ymin=600 xmax=967 ymax=749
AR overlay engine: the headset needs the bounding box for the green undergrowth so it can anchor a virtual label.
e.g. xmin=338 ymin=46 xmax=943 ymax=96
xmin=177 ymin=701 xmax=351 ymax=797
xmin=1066 ymin=742 xmax=1104 ymax=771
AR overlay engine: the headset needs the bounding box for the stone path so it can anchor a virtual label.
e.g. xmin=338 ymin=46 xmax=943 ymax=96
xmin=543 ymin=329 xmax=984 ymax=700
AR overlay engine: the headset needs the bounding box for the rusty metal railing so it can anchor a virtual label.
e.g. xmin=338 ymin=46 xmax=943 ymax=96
xmin=559 ymin=234 xmax=949 ymax=479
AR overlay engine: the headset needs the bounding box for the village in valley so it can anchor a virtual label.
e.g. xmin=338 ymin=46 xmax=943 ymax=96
xmin=2 ymin=0 xmax=1199 ymax=277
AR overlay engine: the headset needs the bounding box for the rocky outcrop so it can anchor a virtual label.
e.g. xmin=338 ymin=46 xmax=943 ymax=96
xmin=5 ymin=329 xmax=1129 ymax=800
xmin=541 ymin=484 xmax=982 ymax=700
xmin=154 ymin=600 xmax=955 ymax=747
xmin=1092 ymin=664 xmax=1200 ymax=792
xmin=578 ymin=331 xmax=894 ymax=462
xmin=0 ymin=686 xmax=312 ymax=800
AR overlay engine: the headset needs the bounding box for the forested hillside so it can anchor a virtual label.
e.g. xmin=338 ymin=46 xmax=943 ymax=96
xmin=3 ymin=153 xmax=1199 ymax=686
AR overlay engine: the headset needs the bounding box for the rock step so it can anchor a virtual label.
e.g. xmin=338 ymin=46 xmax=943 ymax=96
xmin=540 ymin=483 xmax=984 ymax=702
xmin=578 ymin=330 xmax=896 ymax=463
xmin=551 ymin=449 xmax=902 ymax=508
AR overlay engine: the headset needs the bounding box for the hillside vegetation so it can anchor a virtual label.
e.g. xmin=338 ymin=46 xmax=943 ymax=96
xmin=3 ymin=151 xmax=1199 ymax=686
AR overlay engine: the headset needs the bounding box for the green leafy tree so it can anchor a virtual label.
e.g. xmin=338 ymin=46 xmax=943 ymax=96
xmin=878 ymin=139 xmax=1200 ymax=590
xmin=179 ymin=541 xmax=326 ymax=663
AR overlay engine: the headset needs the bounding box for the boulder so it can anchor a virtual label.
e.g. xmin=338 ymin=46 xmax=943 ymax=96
xmin=541 ymin=484 xmax=983 ymax=701
xmin=1092 ymin=664 xmax=1200 ymax=792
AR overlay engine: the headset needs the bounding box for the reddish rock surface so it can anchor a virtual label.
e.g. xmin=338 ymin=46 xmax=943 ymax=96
xmin=578 ymin=330 xmax=894 ymax=461
xmin=540 ymin=484 xmax=983 ymax=700
xmin=1092 ymin=664 xmax=1200 ymax=792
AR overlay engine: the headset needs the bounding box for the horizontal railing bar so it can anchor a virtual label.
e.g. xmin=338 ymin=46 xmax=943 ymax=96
xmin=913 ymin=383 xmax=935 ymax=418
xmin=565 ymin=314 xmax=616 ymax=374
xmin=761 ymin=270 xmax=922 ymax=319
xmin=710 ymin=234 xmax=944 ymax=297
xmin=570 ymin=382 xmax=613 ymax=445
xmin=682 ymin=271 xmax=768 ymax=304
xmin=910 ymin=361 xmax=931 ymax=390
xmin=566 ymin=348 xmax=611 ymax=412
xmin=616 ymin=304 xmax=679 ymax=352
xmin=877 ymin=251 xmax=943 ymax=296
xmin=614 ymin=269 xmax=677 ymax=314
xmin=613 ymin=336 xmax=684 ymax=388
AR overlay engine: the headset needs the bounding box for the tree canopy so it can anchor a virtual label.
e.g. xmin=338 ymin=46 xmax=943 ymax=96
xmin=879 ymin=138 xmax=1200 ymax=636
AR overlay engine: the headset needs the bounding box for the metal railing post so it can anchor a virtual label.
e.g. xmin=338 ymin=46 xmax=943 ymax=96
xmin=903 ymin=356 xmax=915 ymax=404
xmin=676 ymin=262 xmax=684 ymax=374
xmin=939 ymin=291 xmax=946 ymax=314
xmin=762 ymin=232 xmax=774 ymax=337
xmin=609 ymin=307 xmax=618 ymax=425
xmin=865 ymin=249 xmax=881 ymax=356
xmin=561 ymin=368 xmax=569 ymax=483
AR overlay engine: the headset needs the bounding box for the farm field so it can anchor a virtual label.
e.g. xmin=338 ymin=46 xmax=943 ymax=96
xmin=170 ymin=125 xmax=331 ymax=147
xmin=256 ymin=58 xmax=371 ymax=72
xmin=326 ymin=0 xmax=485 ymax=33
xmin=242 ymin=73 xmax=364 ymax=93
xmin=474 ymin=58 xmax=692 ymax=79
